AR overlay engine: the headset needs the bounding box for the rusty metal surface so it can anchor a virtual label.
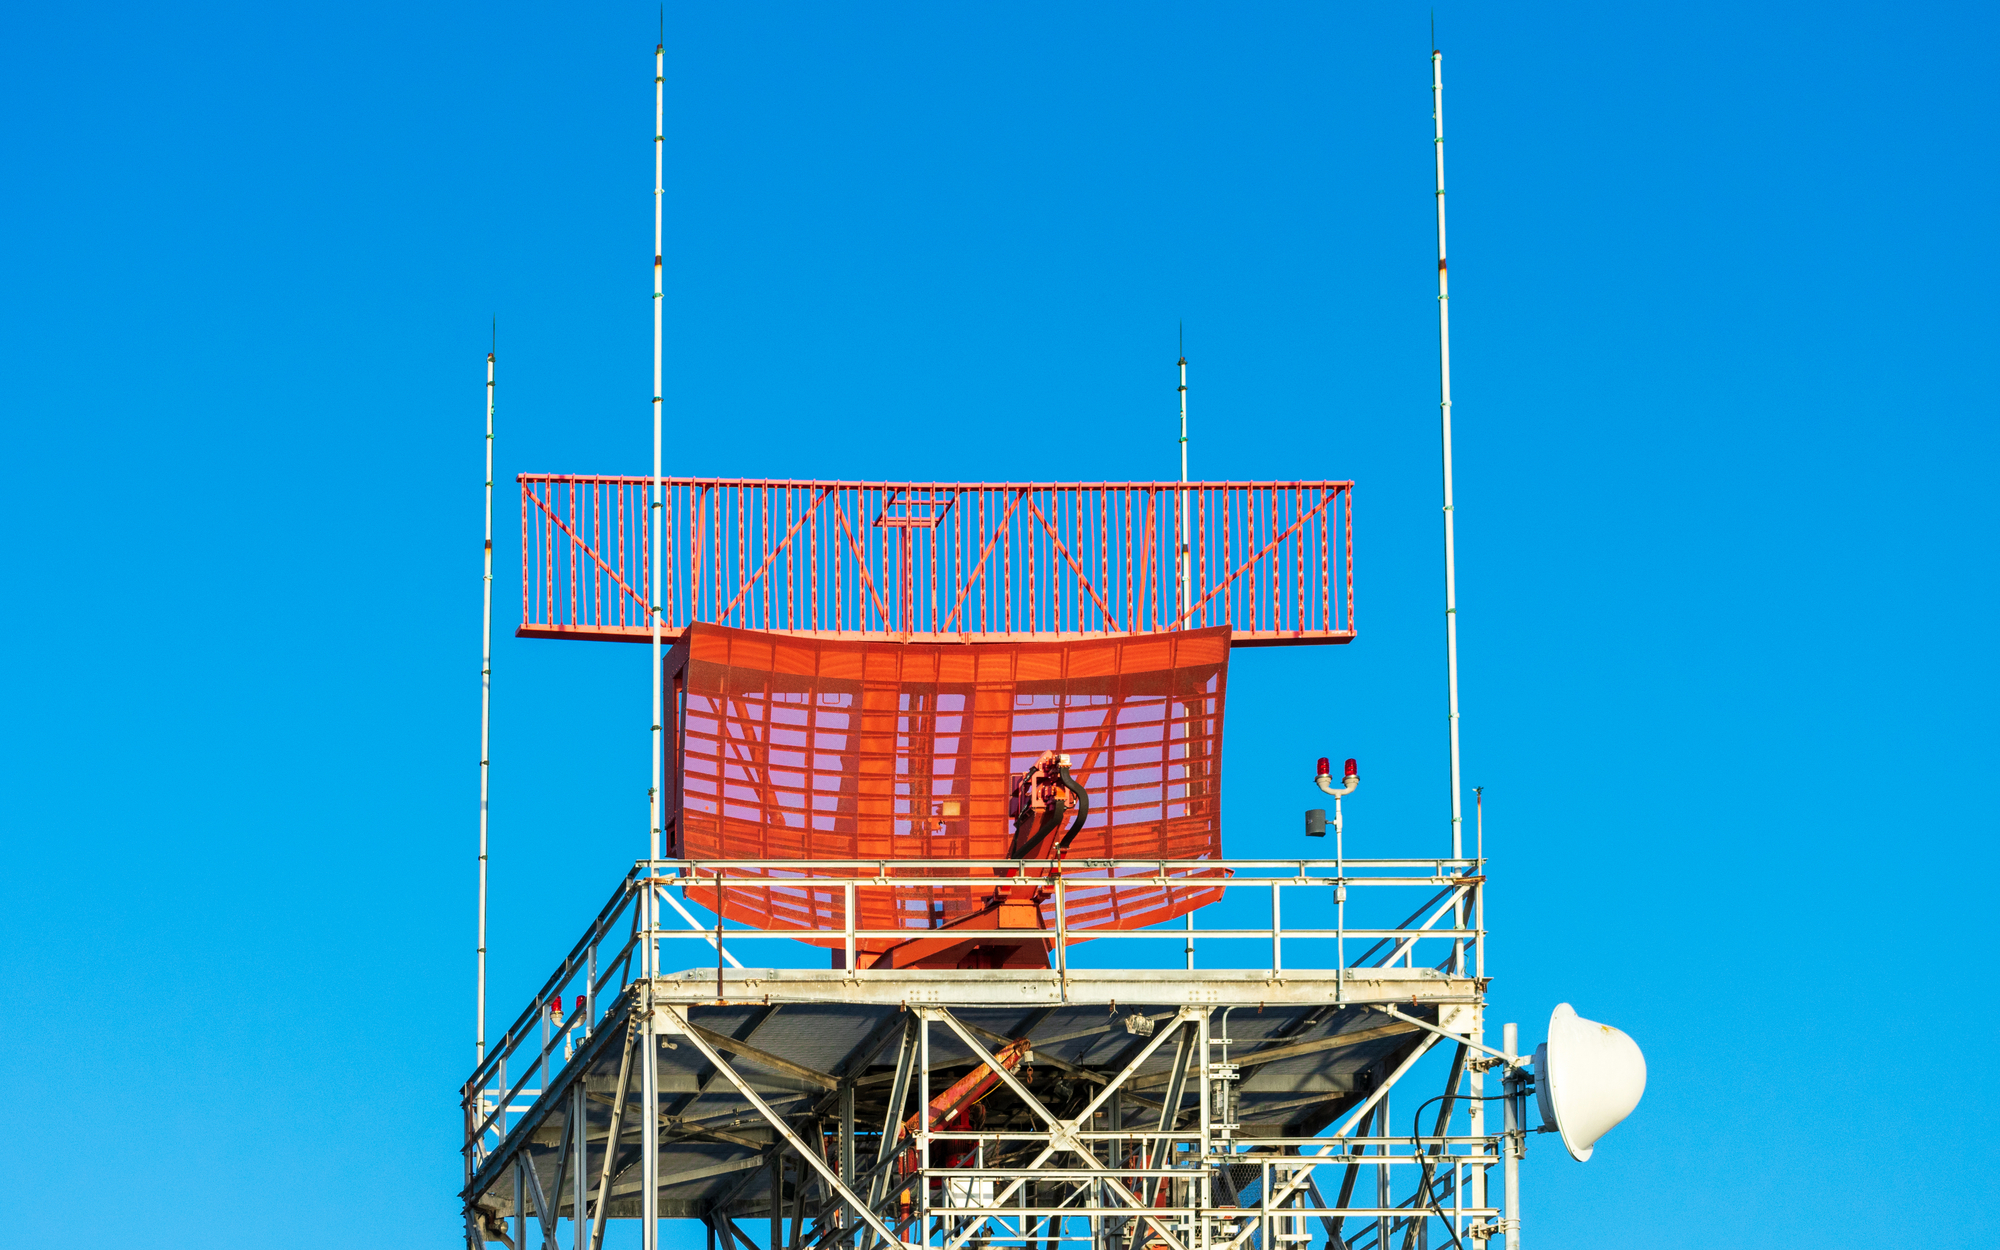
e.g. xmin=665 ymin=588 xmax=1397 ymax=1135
xmin=518 ymin=478 xmax=1353 ymax=646
xmin=663 ymin=624 xmax=1230 ymax=960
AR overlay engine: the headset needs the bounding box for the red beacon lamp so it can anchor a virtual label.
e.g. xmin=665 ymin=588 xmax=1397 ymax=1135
xmin=1306 ymin=756 xmax=1359 ymax=839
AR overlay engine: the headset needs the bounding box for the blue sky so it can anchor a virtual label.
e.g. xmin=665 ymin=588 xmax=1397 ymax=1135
xmin=2 ymin=3 xmax=1994 ymax=1246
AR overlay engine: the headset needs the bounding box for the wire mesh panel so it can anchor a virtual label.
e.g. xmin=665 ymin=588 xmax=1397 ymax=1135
xmin=520 ymin=477 xmax=1353 ymax=646
xmin=664 ymin=623 xmax=1229 ymax=963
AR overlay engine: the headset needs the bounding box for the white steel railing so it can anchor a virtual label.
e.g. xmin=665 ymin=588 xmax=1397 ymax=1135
xmin=460 ymin=856 xmax=1484 ymax=1170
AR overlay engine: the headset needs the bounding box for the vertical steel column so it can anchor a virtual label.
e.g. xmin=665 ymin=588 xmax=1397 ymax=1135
xmin=1055 ymin=876 xmax=1068 ymax=1001
xmin=642 ymin=894 xmax=660 ymax=1250
xmin=1469 ymin=789 xmax=1487 ymax=1243
xmin=572 ymin=1081 xmax=588 ymax=1250
xmin=1269 ymin=881 xmax=1281 ymax=974
xmin=1196 ymin=1009 xmax=1213 ymax=1250
xmin=1376 ymin=1087 xmax=1392 ymax=1250
xmin=771 ymin=1151 xmax=784 ymax=1250
xmin=516 ymin=1155 xmax=528 ymax=1250
xmin=844 ymin=882 xmax=857 ymax=975
xmin=478 ymin=343 xmax=494 ymax=1065
xmin=1335 ymin=821 xmax=1346 ymax=1004
xmin=1501 ymin=1023 xmax=1521 ymax=1250
xmin=497 ymin=1051 xmax=508 ymax=1144
xmin=918 ymin=1014 xmax=932 ymax=1245
xmin=840 ymin=1080 xmax=858 ymax=1239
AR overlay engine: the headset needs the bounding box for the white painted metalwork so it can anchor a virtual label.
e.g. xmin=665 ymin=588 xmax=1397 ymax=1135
xmin=479 ymin=341 xmax=495 ymax=1067
xmin=1433 ymin=49 xmax=1462 ymax=867
xmin=649 ymin=40 xmax=666 ymax=872
xmin=450 ymin=43 xmax=1603 ymax=1250
xmin=460 ymin=852 xmax=1502 ymax=1249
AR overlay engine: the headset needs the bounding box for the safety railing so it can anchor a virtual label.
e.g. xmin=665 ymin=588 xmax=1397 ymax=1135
xmin=461 ymin=855 xmax=1480 ymax=1170
xmin=518 ymin=477 xmax=1354 ymax=645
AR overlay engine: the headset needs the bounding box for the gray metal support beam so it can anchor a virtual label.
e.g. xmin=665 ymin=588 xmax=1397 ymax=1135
xmin=866 ymin=1018 xmax=920 ymax=1222
xmin=840 ymin=1083 xmax=857 ymax=1239
xmin=658 ymin=1005 xmax=911 ymax=1250
xmin=931 ymin=1007 xmax=1197 ymax=1250
xmin=590 ymin=1025 xmax=637 ymax=1250
xmin=770 ymin=1150 xmax=783 ymax=1250
xmin=572 ymin=1082 xmax=587 ymax=1250
xmin=642 ymin=990 xmax=660 ymax=1250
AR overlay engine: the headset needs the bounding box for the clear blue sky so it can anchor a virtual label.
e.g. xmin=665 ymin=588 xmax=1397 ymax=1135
xmin=3 ymin=3 xmax=1993 ymax=1246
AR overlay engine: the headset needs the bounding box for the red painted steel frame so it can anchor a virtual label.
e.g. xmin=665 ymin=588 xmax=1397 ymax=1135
xmin=518 ymin=477 xmax=1354 ymax=647
xmin=661 ymin=623 xmax=1229 ymax=968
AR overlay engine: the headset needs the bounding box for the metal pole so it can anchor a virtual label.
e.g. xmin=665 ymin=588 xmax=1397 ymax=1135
xmin=1176 ymin=340 xmax=1193 ymax=858
xmin=1376 ymin=1087 xmax=1391 ymax=1250
xmin=478 ymin=340 xmax=494 ymax=1066
xmin=649 ymin=38 xmax=666 ymax=866
xmin=1433 ymin=46 xmax=1463 ymax=864
xmin=590 ymin=1025 xmax=637 ymax=1250
xmin=771 ymin=1151 xmax=784 ymax=1250
xmin=1434 ymin=69 xmax=1476 ymax=1233
xmin=1177 ymin=336 xmax=1189 ymax=621
xmin=642 ymin=965 xmax=660 ymax=1250
xmin=1469 ymin=786 xmax=1486 ymax=1243
xmin=573 ymin=1081 xmax=588 ymax=1250
xmin=1196 ymin=1009 xmax=1213 ymax=1249
xmin=918 ymin=1013 xmax=932 ymax=1243
xmin=1501 ymin=1023 xmax=1520 ymax=1250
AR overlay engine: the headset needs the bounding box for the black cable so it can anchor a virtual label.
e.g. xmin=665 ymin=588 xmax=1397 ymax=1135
xmin=1403 ymin=1092 xmax=1509 ymax=1250
xmin=1053 ymin=762 xmax=1091 ymax=852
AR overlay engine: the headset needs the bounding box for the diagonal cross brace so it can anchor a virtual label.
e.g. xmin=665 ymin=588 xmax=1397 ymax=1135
xmin=716 ymin=485 xmax=838 ymax=624
xmin=520 ymin=1141 xmax=562 ymax=1250
xmin=1216 ymin=1031 xmax=1444 ymax=1250
xmin=1374 ymin=886 xmax=1470 ymax=969
xmin=525 ymin=485 xmax=649 ymax=614
xmin=930 ymin=1007 xmax=1198 ymax=1250
xmin=659 ymin=1005 xmax=916 ymax=1250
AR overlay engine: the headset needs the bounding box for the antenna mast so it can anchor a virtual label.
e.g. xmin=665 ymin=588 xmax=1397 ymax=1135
xmin=649 ymin=42 xmax=665 ymax=867
xmin=1433 ymin=45 xmax=1462 ymax=862
xmin=1435 ymin=42 xmax=1491 ymax=1247
xmin=1178 ymin=326 xmax=1190 ymax=620
xmin=477 ymin=336 xmax=494 ymax=1065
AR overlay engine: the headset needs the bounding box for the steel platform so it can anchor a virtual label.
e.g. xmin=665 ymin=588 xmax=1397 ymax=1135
xmin=462 ymin=860 xmax=1496 ymax=1250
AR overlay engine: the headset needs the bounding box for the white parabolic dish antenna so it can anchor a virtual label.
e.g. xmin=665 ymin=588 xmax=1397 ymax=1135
xmin=1532 ymin=1003 xmax=1647 ymax=1162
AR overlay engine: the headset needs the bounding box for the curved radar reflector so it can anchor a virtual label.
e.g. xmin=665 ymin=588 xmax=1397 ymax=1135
xmin=1532 ymin=1002 xmax=1647 ymax=1162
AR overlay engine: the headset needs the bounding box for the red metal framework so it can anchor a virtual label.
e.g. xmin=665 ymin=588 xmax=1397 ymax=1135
xmin=518 ymin=477 xmax=1353 ymax=646
xmin=662 ymin=623 xmax=1230 ymax=968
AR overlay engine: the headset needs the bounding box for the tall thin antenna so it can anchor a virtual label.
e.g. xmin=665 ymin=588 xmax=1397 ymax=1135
xmin=1435 ymin=44 xmax=1489 ymax=1245
xmin=1432 ymin=45 xmax=1462 ymax=863
xmin=477 ymin=332 xmax=494 ymax=1065
xmin=1177 ymin=324 xmax=1189 ymax=621
xmin=650 ymin=42 xmax=666 ymax=868
xmin=644 ymin=42 xmax=668 ymax=1250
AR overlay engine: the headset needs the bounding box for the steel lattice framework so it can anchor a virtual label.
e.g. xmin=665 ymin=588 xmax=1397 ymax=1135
xmin=461 ymin=856 xmax=1493 ymax=1250
xmin=518 ymin=478 xmax=1353 ymax=646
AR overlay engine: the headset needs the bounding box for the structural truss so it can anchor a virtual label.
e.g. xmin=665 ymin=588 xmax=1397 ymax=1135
xmin=519 ymin=478 xmax=1354 ymax=647
xmin=461 ymin=856 xmax=1495 ymax=1250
